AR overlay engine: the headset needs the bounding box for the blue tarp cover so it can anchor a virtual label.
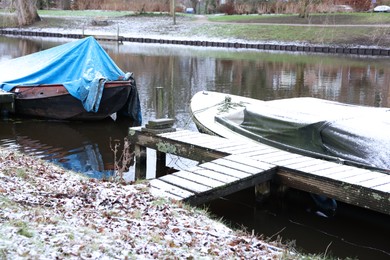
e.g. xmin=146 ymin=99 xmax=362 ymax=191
xmin=0 ymin=37 xmax=126 ymax=112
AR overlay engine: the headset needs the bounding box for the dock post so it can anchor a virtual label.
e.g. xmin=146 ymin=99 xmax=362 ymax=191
xmin=255 ymin=182 xmax=271 ymax=204
xmin=0 ymin=91 xmax=15 ymax=117
xmin=156 ymin=87 xmax=164 ymax=119
xmin=134 ymin=144 xmax=147 ymax=180
xmin=141 ymin=119 xmax=175 ymax=178
xmin=155 ymin=87 xmax=165 ymax=176
xmin=156 ymin=151 xmax=166 ymax=178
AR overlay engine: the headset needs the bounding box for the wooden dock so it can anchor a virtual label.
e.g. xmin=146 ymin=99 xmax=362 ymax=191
xmin=128 ymin=125 xmax=390 ymax=215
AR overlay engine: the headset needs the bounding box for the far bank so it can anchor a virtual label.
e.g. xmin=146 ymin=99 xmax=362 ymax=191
xmin=1 ymin=11 xmax=390 ymax=49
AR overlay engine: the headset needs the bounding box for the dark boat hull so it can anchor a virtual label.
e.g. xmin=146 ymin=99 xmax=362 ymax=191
xmin=11 ymin=81 xmax=132 ymax=120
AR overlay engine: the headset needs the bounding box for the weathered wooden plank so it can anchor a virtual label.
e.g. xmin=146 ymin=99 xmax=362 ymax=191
xmin=325 ymin=165 xmax=369 ymax=177
xmin=242 ymin=147 xmax=282 ymax=158
xmin=172 ymin=170 xmax=226 ymax=188
xmin=205 ymin=140 xmax=249 ymax=150
xmin=159 ymin=174 xmax=210 ymax=193
xmin=312 ymin=164 xmax=355 ymax=177
xmin=199 ymin=139 xmax=246 ymax=150
xmin=221 ymin=143 xmax=271 ymax=154
xmin=354 ymin=174 xmax=390 ymax=188
xmin=276 ymin=156 xmax=316 ymax=167
xmin=191 ymin=166 xmax=239 ymax=183
xmin=170 ymin=133 xmax=221 ymax=143
xmin=184 ymin=164 xmax=276 ymax=206
xmin=159 ymin=129 xmax=198 ymax=139
xmin=270 ymin=152 xmax=305 ymax=161
xmin=375 ymin=182 xmax=390 ymax=192
xmin=200 ymin=161 xmax=251 ymax=179
xmin=213 ymin=157 xmax=267 ymax=174
xmin=149 ymin=179 xmax=194 ymax=199
xmin=251 ymin=150 xmax=291 ymax=161
xmin=218 ymin=143 xmax=260 ymax=154
xmin=296 ymin=161 xmax=341 ymax=174
xmin=129 ymin=128 xmax=228 ymax=162
xmin=324 ymin=168 xmax=371 ymax=182
xmin=223 ymin=154 xmax=276 ymax=171
xmin=281 ymin=158 xmax=324 ymax=171
xmin=276 ymin=169 xmax=390 ymax=215
xmin=150 ymin=188 xmax=182 ymax=201
xmin=161 ymin=132 xmax=218 ymax=146
xmin=340 ymin=171 xmax=385 ymax=185
xmin=261 ymin=152 xmax=306 ymax=164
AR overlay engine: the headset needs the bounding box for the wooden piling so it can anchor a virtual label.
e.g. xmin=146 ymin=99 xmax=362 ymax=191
xmin=0 ymin=91 xmax=14 ymax=116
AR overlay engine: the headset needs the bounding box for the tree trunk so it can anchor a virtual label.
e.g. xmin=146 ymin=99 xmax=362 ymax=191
xmin=14 ymin=0 xmax=41 ymax=26
xmin=190 ymin=0 xmax=198 ymax=14
xmin=60 ymin=0 xmax=71 ymax=10
xmin=298 ymin=0 xmax=310 ymax=19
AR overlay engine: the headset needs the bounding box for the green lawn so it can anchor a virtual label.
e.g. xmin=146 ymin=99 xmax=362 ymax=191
xmin=37 ymin=10 xmax=134 ymax=17
xmin=208 ymin=12 xmax=390 ymax=25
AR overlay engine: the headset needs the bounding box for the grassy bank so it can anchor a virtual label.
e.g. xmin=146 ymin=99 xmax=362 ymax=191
xmin=191 ymin=22 xmax=381 ymax=46
xmin=203 ymin=13 xmax=390 ymax=47
xmin=1 ymin=10 xmax=390 ymax=47
xmin=208 ymin=12 xmax=390 ymax=25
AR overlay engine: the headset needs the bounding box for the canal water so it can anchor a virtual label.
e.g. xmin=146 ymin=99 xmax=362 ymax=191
xmin=0 ymin=36 xmax=389 ymax=259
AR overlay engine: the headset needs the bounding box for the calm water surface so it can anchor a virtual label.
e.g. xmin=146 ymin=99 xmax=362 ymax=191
xmin=1 ymin=36 xmax=389 ymax=259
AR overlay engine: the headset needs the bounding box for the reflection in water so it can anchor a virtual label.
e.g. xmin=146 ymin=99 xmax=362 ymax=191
xmin=206 ymin=188 xmax=390 ymax=260
xmin=0 ymin=117 xmax=133 ymax=179
xmin=1 ymin=36 xmax=390 ymax=259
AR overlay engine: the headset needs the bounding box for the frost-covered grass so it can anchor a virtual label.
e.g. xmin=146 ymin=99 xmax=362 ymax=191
xmin=2 ymin=10 xmax=390 ymax=47
xmin=208 ymin=13 xmax=390 ymax=25
xmin=0 ymin=148 xmax=293 ymax=259
xmin=190 ymin=22 xmax=381 ymax=46
xmin=38 ymin=10 xmax=134 ymax=17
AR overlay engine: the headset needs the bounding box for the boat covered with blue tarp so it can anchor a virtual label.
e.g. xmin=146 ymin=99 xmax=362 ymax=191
xmin=0 ymin=36 xmax=141 ymax=123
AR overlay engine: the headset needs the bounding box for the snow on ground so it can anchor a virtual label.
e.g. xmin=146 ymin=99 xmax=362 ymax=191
xmin=14 ymin=15 xmax=279 ymax=46
xmin=0 ymin=147 xmax=290 ymax=259
xmin=24 ymin=15 xmax=221 ymax=41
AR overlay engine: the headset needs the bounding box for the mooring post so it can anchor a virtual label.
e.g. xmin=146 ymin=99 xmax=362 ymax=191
xmin=116 ymin=23 xmax=119 ymax=41
xmin=156 ymin=151 xmax=166 ymax=178
xmin=134 ymin=144 xmax=147 ymax=180
xmin=255 ymin=182 xmax=271 ymax=204
xmin=141 ymin=119 xmax=175 ymax=178
xmin=155 ymin=87 xmax=165 ymax=176
xmin=156 ymin=87 xmax=164 ymax=119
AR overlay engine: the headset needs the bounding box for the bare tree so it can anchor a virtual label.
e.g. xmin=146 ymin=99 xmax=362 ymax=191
xmin=298 ymin=0 xmax=311 ymax=18
xmin=190 ymin=0 xmax=198 ymax=13
xmin=59 ymin=0 xmax=71 ymax=10
xmin=14 ymin=0 xmax=41 ymax=26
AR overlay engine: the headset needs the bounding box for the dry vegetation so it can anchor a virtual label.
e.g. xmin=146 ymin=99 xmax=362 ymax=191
xmin=0 ymin=147 xmax=293 ymax=259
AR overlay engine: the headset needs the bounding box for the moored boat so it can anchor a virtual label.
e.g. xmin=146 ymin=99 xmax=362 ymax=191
xmin=0 ymin=37 xmax=141 ymax=123
xmin=190 ymin=91 xmax=390 ymax=172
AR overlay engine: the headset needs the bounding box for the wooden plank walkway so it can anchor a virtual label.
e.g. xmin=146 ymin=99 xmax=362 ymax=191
xmin=129 ymin=127 xmax=390 ymax=215
xmin=149 ymin=154 xmax=276 ymax=205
